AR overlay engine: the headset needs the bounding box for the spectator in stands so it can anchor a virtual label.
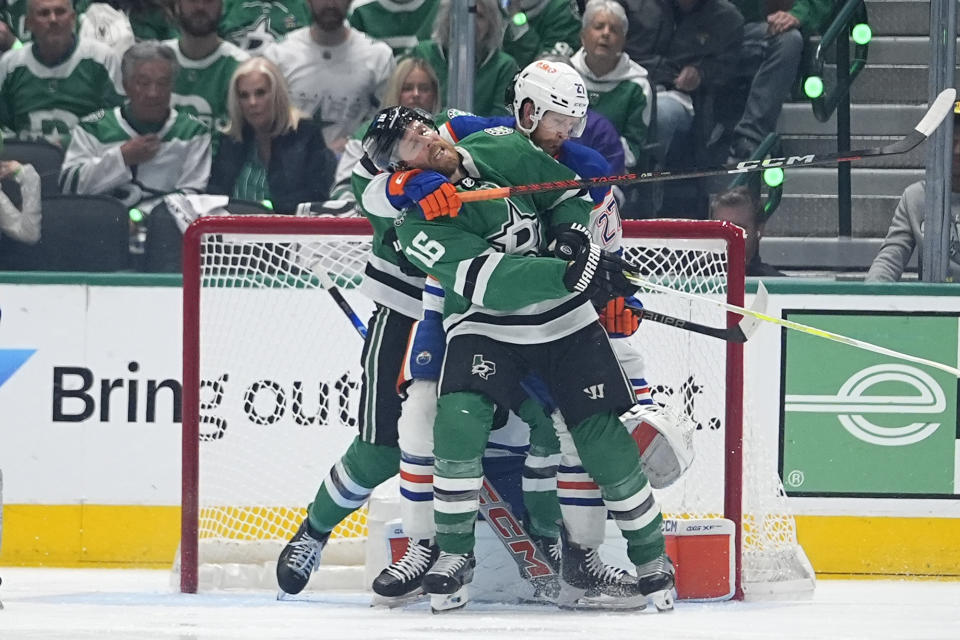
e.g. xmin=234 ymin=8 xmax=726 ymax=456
xmin=409 ymin=0 xmax=517 ymax=117
xmin=0 ymin=0 xmax=124 ymax=145
xmin=60 ymin=41 xmax=211 ymax=213
xmin=710 ymin=184 xmax=784 ymax=277
xmin=2 ymin=0 xmax=30 ymax=44
xmin=207 ymin=57 xmax=336 ymax=213
xmin=0 ymin=143 xmax=41 ymax=244
xmin=331 ymin=56 xmax=440 ymax=202
xmin=348 ymin=0 xmax=438 ymax=57
xmin=501 ymin=0 xmax=582 ymax=68
xmin=219 ymin=0 xmax=309 ymax=55
xmin=570 ymin=0 xmax=650 ymax=170
xmin=867 ymin=113 xmax=960 ymax=283
xmin=165 ymin=0 xmax=248 ymax=130
xmin=0 ymin=19 xmax=21 ymax=53
xmin=263 ymin=0 xmax=394 ymax=154
xmin=725 ymin=0 xmax=833 ymax=162
xmin=618 ymin=0 xmax=743 ymax=164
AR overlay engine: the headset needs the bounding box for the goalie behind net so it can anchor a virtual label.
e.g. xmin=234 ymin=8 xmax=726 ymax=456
xmin=177 ymin=217 xmax=814 ymax=599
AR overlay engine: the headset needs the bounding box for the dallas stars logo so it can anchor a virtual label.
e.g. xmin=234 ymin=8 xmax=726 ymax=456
xmin=471 ymin=354 xmax=496 ymax=380
xmin=488 ymin=199 xmax=541 ymax=256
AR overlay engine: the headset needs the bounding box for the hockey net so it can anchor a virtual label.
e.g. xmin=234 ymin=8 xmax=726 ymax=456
xmin=178 ymin=216 xmax=813 ymax=599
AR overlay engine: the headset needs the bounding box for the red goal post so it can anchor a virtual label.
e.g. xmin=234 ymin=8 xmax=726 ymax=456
xmin=179 ymin=215 xmax=812 ymax=599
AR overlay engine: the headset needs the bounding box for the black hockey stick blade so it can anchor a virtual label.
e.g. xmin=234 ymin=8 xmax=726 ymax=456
xmin=625 ymin=282 xmax=766 ymax=344
xmin=457 ymin=88 xmax=956 ymax=204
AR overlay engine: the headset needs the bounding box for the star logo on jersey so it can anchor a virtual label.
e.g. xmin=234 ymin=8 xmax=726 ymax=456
xmin=488 ymin=199 xmax=541 ymax=256
xmin=471 ymin=354 xmax=496 ymax=380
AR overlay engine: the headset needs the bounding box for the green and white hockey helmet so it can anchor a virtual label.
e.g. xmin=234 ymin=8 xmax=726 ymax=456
xmin=512 ymin=59 xmax=588 ymax=138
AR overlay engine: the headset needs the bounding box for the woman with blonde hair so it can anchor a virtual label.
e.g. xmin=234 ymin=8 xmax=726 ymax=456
xmin=330 ymin=57 xmax=441 ymax=202
xmin=207 ymin=56 xmax=336 ymax=213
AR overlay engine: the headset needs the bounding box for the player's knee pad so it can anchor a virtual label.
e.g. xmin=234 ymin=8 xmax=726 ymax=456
xmin=341 ymin=438 xmax=401 ymax=488
xmin=434 ymin=391 xmax=495 ymax=460
xmin=620 ymin=404 xmax=694 ymax=489
xmin=397 ymin=379 xmax=438 ymax=457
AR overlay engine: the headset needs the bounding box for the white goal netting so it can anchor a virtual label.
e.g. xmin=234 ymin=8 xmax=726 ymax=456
xmin=177 ymin=216 xmax=813 ymax=599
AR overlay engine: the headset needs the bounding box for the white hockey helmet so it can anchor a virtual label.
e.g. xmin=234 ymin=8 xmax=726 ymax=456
xmin=512 ymin=59 xmax=589 ymax=137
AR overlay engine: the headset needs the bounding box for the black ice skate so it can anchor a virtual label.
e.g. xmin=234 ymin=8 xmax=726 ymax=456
xmin=531 ymin=534 xmax=562 ymax=573
xmin=635 ymin=553 xmax=676 ymax=611
xmin=422 ymin=551 xmax=475 ymax=613
xmin=276 ymin=519 xmax=330 ymax=596
xmin=371 ymin=538 xmax=439 ymax=607
xmin=560 ymin=532 xmax=647 ymax=610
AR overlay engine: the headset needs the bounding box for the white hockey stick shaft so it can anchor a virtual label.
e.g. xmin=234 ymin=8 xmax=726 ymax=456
xmin=624 ymin=275 xmax=960 ymax=377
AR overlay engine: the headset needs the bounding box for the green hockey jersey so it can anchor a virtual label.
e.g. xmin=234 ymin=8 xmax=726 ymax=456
xmin=0 ymin=38 xmax=124 ymax=142
xmin=351 ymin=152 xmax=426 ymax=319
xmin=348 ymin=0 xmax=438 ymax=57
xmin=370 ymin=126 xmax=596 ymax=343
xmin=60 ymin=105 xmax=211 ymax=212
xmin=219 ymin=0 xmax=309 ymax=54
xmin=163 ymin=38 xmax=249 ymax=130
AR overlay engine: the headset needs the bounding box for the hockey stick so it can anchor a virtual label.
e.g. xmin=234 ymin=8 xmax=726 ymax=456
xmin=477 ymin=478 xmax=563 ymax=604
xmin=624 ymin=285 xmax=767 ymax=343
xmin=457 ymin=88 xmax=956 ymax=203
xmin=315 ymin=269 xmax=367 ymax=339
xmin=623 ymin=272 xmax=960 ymax=377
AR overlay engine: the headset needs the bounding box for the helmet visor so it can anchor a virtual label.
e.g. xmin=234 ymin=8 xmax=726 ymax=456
xmin=540 ymin=110 xmax=587 ymax=138
xmin=390 ymin=120 xmax=440 ymax=168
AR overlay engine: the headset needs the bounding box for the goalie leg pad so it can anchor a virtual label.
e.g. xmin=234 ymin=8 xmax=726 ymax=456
xmin=621 ymin=404 xmax=695 ymax=490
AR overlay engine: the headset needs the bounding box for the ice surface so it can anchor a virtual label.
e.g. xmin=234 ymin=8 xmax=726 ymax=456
xmin=0 ymin=568 xmax=958 ymax=640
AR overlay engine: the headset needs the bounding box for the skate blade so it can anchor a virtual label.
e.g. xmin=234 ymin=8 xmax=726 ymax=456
xmin=371 ymin=589 xmax=424 ymax=608
xmin=429 ymin=586 xmax=469 ymax=613
xmin=647 ymin=587 xmax=676 ymax=612
xmin=556 ymin=582 xmax=587 ymax=607
xmin=560 ymin=593 xmax=648 ymax=611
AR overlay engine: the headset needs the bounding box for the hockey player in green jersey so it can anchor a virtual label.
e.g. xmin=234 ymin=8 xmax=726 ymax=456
xmin=166 ymin=0 xmax=249 ymax=130
xmin=361 ymin=106 xmax=676 ymax=613
xmin=0 ymin=0 xmax=124 ymax=145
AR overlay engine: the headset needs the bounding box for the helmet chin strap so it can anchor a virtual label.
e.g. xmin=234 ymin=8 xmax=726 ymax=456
xmin=514 ymin=102 xmax=540 ymax=136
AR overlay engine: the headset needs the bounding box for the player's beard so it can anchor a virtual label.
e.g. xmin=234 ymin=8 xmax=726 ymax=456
xmin=179 ymin=12 xmax=219 ymax=37
xmin=312 ymin=7 xmax=345 ymax=32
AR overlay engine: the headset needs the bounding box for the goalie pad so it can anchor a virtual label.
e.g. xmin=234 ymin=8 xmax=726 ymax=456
xmin=620 ymin=404 xmax=694 ymax=489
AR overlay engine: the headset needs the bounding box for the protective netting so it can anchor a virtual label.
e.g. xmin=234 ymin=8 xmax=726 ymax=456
xmin=180 ymin=217 xmax=812 ymax=597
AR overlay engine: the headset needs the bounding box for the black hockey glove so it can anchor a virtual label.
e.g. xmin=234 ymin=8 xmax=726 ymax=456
xmin=384 ymin=226 xmax=425 ymax=277
xmin=562 ymin=243 xmax=639 ymax=305
xmin=548 ymin=222 xmax=591 ymax=261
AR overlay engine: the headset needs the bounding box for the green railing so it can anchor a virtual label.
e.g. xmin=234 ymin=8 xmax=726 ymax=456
xmin=803 ymin=0 xmax=871 ymax=237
